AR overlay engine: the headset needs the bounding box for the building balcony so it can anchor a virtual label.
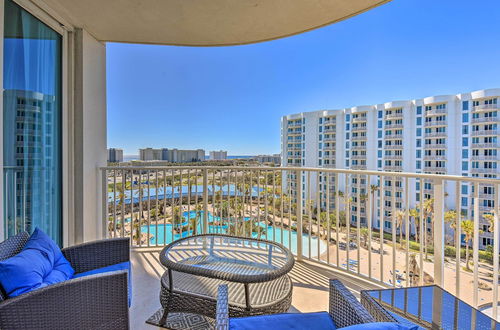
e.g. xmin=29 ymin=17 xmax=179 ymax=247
xmin=94 ymin=165 xmax=500 ymax=327
xmin=424 ymin=131 xmax=447 ymax=138
xmin=384 ymin=155 xmax=403 ymax=160
xmin=423 ymin=166 xmax=447 ymax=173
xmin=471 ymin=129 xmax=500 ymax=136
xmin=425 ymin=120 xmax=447 ymax=127
xmin=323 ymin=127 xmax=337 ymax=133
xmin=384 ymin=123 xmax=403 ymax=129
xmin=471 ymin=142 xmax=500 ymax=148
xmin=350 ymin=135 xmax=367 ymax=141
xmin=383 ymin=165 xmax=402 ymax=171
xmin=425 ymin=108 xmax=447 ymax=116
xmin=472 ymin=167 xmax=498 ymax=174
xmin=384 ymin=144 xmax=403 ymax=150
xmin=384 ymin=135 xmax=403 ymax=140
xmin=385 ymin=113 xmax=403 ymax=120
xmin=472 ymin=117 xmax=499 ymax=124
xmin=351 ymin=117 xmax=367 ymax=123
xmin=351 ymin=154 xmax=366 ymax=160
xmin=351 ymin=126 xmax=367 ymax=132
xmin=472 ymin=104 xmax=499 ymax=112
xmin=424 ymin=143 xmax=447 ymax=149
xmin=350 ymin=145 xmax=366 ymax=150
xmin=323 ymin=136 xmax=336 ymax=142
xmin=471 ymin=155 xmax=499 ymax=161
xmin=423 ymin=155 xmax=446 ymax=161
xmin=350 ymin=164 xmax=367 ymax=170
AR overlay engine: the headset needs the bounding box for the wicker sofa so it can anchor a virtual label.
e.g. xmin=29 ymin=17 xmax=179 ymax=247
xmin=215 ymin=279 xmax=396 ymax=329
xmin=0 ymin=232 xmax=130 ymax=330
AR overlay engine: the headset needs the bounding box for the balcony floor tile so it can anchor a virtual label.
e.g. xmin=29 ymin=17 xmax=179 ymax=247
xmin=130 ymin=249 xmax=379 ymax=330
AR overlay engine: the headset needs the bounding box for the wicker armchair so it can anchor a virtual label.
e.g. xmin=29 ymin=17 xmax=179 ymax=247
xmin=0 ymin=232 xmax=130 ymax=330
xmin=215 ymin=279 xmax=392 ymax=330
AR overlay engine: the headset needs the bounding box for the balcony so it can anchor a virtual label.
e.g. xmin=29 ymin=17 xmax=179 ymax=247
xmin=351 ymin=154 xmax=367 ymax=160
xmin=471 ymin=155 xmax=499 ymax=161
xmin=425 ymin=120 xmax=447 ymax=127
xmin=425 ymin=108 xmax=447 ymax=116
xmin=384 ymin=155 xmax=403 ymax=160
xmin=471 ymin=142 xmax=500 ymax=148
xmin=323 ymin=127 xmax=337 ymax=133
xmin=351 ymin=126 xmax=367 ymax=132
xmin=472 ymin=116 xmax=499 ymax=124
xmin=384 ymin=123 xmax=403 ymax=129
xmin=350 ymin=135 xmax=367 ymax=141
xmin=424 ymin=143 xmax=447 ymax=149
xmin=423 ymin=155 xmax=446 ymax=161
xmin=473 ymin=104 xmax=499 ymax=112
xmin=471 ymin=129 xmax=500 ymax=136
xmin=384 ymin=144 xmax=403 ymax=150
xmin=424 ymin=131 xmax=447 ymax=138
xmin=101 ymin=165 xmax=500 ymax=328
xmin=385 ymin=113 xmax=403 ymax=120
xmin=352 ymin=117 xmax=367 ymax=123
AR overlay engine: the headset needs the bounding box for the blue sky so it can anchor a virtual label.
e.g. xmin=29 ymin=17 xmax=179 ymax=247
xmin=107 ymin=0 xmax=500 ymax=155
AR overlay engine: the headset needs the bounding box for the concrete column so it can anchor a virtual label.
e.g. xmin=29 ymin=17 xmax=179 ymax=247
xmin=73 ymin=28 xmax=107 ymax=244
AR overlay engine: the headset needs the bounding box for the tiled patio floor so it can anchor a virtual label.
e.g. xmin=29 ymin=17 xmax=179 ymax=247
xmin=130 ymin=248 xmax=381 ymax=330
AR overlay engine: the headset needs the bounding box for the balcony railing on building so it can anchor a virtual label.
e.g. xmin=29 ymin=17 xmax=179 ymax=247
xmin=100 ymin=165 xmax=500 ymax=320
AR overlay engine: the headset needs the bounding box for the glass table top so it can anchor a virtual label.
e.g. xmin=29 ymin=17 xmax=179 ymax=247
xmin=160 ymin=235 xmax=295 ymax=283
xmin=362 ymin=285 xmax=499 ymax=329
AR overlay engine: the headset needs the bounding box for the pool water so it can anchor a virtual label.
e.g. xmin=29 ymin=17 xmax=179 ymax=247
xmin=140 ymin=211 xmax=327 ymax=257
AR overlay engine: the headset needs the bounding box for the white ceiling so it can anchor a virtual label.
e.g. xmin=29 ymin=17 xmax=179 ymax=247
xmin=40 ymin=0 xmax=391 ymax=46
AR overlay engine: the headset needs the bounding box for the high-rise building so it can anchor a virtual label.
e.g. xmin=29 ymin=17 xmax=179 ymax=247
xmin=281 ymin=88 xmax=500 ymax=249
xmin=107 ymin=148 xmax=123 ymax=162
xmin=252 ymin=154 xmax=281 ymax=165
xmin=139 ymin=148 xmax=205 ymax=162
xmin=209 ymin=150 xmax=228 ymax=160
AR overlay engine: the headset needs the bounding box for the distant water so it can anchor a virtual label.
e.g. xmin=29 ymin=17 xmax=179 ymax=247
xmin=203 ymin=155 xmax=254 ymax=160
xmin=123 ymin=155 xmax=139 ymax=161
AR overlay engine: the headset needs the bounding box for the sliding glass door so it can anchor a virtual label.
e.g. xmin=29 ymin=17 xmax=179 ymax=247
xmin=3 ymin=0 xmax=63 ymax=244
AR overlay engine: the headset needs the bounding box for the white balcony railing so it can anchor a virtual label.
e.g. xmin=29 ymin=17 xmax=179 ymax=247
xmin=425 ymin=108 xmax=447 ymax=116
xmin=101 ymin=165 xmax=500 ymax=315
xmin=472 ymin=117 xmax=499 ymax=124
xmin=473 ymin=104 xmax=499 ymax=112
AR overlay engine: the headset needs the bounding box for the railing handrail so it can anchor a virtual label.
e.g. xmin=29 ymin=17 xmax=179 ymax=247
xmin=100 ymin=165 xmax=500 ymax=184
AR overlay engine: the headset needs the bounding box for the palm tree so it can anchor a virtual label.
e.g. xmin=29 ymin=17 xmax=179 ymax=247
xmin=483 ymin=210 xmax=497 ymax=233
xmin=422 ymin=198 xmax=434 ymax=259
xmin=444 ymin=210 xmax=458 ymax=230
xmin=461 ymin=219 xmax=475 ymax=271
xmin=395 ymin=209 xmax=405 ymax=247
xmin=409 ymin=208 xmax=420 ymax=242
xmin=370 ymin=185 xmax=379 ymax=230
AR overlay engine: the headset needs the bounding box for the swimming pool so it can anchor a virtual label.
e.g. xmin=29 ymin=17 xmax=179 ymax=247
xmin=140 ymin=211 xmax=327 ymax=257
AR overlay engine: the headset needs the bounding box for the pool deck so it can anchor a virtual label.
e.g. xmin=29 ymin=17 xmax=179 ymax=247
xmin=130 ymin=248 xmax=381 ymax=330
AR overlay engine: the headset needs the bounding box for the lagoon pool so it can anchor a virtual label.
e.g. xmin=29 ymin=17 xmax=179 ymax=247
xmin=140 ymin=211 xmax=327 ymax=257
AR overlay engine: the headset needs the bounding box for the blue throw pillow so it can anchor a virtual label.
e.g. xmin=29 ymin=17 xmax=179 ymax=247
xmin=229 ymin=312 xmax=336 ymax=330
xmin=0 ymin=228 xmax=74 ymax=297
xmin=341 ymin=322 xmax=418 ymax=330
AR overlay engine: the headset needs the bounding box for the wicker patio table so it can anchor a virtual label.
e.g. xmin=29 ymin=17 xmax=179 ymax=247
xmin=159 ymin=234 xmax=295 ymax=325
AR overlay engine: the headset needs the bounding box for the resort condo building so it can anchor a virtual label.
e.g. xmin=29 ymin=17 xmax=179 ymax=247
xmin=107 ymin=148 xmax=124 ymax=163
xmin=281 ymin=88 xmax=500 ymax=250
xmin=209 ymin=150 xmax=228 ymax=160
xmin=139 ymin=148 xmax=205 ymax=163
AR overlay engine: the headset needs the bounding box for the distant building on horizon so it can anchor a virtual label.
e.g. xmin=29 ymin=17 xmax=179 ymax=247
xmin=252 ymin=154 xmax=281 ymax=165
xmin=139 ymin=148 xmax=205 ymax=163
xmin=209 ymin=150 xmax=228 ymax=160
xmin=107 ymin=148 xmax=124 ymax=163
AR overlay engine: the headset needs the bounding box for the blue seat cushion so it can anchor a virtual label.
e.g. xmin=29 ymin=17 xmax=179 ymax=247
xmin=341 ymin=322 xmax=419 ymax=330
xmin=73 ymin=261 xmax=131 ymax=306
xmin=229 ymin=312 xmax=336 ymax=330
xmin=0 ymin=228 xmax=75 ymax=297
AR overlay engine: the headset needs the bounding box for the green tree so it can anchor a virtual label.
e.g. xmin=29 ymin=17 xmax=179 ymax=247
xmin=461 ymin=219 xmax=475 ymax=271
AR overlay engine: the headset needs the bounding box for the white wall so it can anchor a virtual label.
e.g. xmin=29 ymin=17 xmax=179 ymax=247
xmin=73 ymin=28 xmax=107 ymax=243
